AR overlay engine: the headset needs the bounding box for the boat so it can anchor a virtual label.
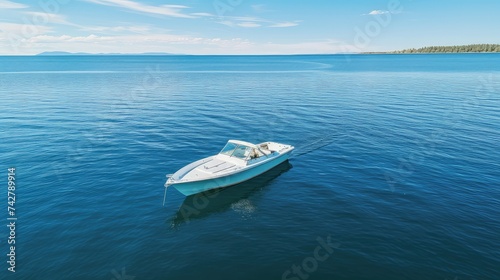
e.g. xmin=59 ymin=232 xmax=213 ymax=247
xmin=164 ymin=140 xmax=294 ymax=198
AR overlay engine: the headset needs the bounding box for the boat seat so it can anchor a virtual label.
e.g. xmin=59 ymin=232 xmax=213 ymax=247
xmin=204 ymin=161 xmax=227 ymax=169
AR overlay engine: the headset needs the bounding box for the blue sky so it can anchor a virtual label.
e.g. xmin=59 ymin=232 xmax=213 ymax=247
xmin=0 ymin=0 xmax=499 ymax=54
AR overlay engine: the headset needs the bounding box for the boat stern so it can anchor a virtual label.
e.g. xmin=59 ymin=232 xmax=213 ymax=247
xmin=262 ymin=141 xmax=294 ymax=154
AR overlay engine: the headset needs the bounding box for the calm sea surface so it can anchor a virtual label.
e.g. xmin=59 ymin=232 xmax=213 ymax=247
xmin=0 ymin=54 xmax=499 ymax=280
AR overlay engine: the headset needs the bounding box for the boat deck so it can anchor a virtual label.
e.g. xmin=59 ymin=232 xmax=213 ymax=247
xmin=182 ymin=158 xmax=238 ymax=181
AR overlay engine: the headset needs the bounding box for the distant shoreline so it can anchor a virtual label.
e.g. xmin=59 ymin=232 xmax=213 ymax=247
xmin=1 ymin=53 xmax=500 ymax=57
xmin=362 ymin=52 xmax=500 ymax=54
xmin=376 ymin=44 xmax=500 ymax=54
xmin=27 ymin=44 xmax=500 ymax=56
xmin=0 ymin=50 xmax=500 ymax=57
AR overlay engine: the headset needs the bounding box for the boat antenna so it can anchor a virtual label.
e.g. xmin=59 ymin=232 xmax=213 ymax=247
xmin=162 ymin=186 xmax=168 ymax=206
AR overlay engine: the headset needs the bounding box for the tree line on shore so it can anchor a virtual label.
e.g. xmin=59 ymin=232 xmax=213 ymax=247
xmin=392 ymin=44 xmax=500 ymax=53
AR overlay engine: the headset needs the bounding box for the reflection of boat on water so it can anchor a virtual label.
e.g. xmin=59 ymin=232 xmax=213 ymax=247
xmin=164 ymin=140 xmax=294 ymax=197
xmin=170 ymin=161 xmax=292 ymax=226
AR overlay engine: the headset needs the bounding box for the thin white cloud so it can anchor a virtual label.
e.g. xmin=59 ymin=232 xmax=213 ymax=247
xmin=24 ymin=33 xmax=241 ymax=45
xmin=0 ymin=0 xmax=28 ymax=9
xmin=190 ymin=12 xmax=213 ymax=17
xmin=0 ymin=22 xmax=52 ymax=36
xmin=237 ymin=22 xmax=261 ymax=28
xmin=23 ymin=12 xmax=71 ymax=25
xmin=217 ymin=20 xmax=235 ymax=27
xmin=29 ymin=34 xmax=105 ymax=43
xmin=217 ymin=16 xmax=300 ymax=28
xmin=216 ymin=16 xmax=263 ymax=28
xmin=85 ymin=0 xmax=194 ymax=18
xmin=367 ymin=10 xmax=389 ymax=15
xmin=80 ymin=25 xmax=151 ymax=33
xmin=229 ymin=16 xmax=263 ymax=22
xmin=269 ymin=21 xmax=299 ymax=28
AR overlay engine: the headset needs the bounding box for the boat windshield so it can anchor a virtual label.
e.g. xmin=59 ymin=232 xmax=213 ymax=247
xmin=219 ymin=142 xmax=253 ymax=160
xmin=220 ymin=142 xmax=238 ymax=156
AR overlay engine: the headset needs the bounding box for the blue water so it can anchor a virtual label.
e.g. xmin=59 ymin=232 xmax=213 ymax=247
xmin=1 ymin=54 xmax=499 ymax=280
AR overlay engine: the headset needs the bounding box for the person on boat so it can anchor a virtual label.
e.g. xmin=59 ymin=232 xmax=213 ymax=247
xmin=250 ymin=148 xmax=259 ymax=159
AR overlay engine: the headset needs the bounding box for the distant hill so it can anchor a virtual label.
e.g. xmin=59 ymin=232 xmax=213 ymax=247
xmin=391 ymin=44 xmax=500 ymax=54
xmin=37 ymin=51 xmax=87 ymax=56
xmin=36 ymin=51 xmax=179 ymax=56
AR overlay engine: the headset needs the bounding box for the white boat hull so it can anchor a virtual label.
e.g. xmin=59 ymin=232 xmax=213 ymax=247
xmin=167 ymin=151 xmax=291 ymax=196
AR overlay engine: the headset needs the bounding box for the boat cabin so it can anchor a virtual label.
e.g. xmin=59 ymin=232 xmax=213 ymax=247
xmin=217 ymin=140 xmax=274 ymax=165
